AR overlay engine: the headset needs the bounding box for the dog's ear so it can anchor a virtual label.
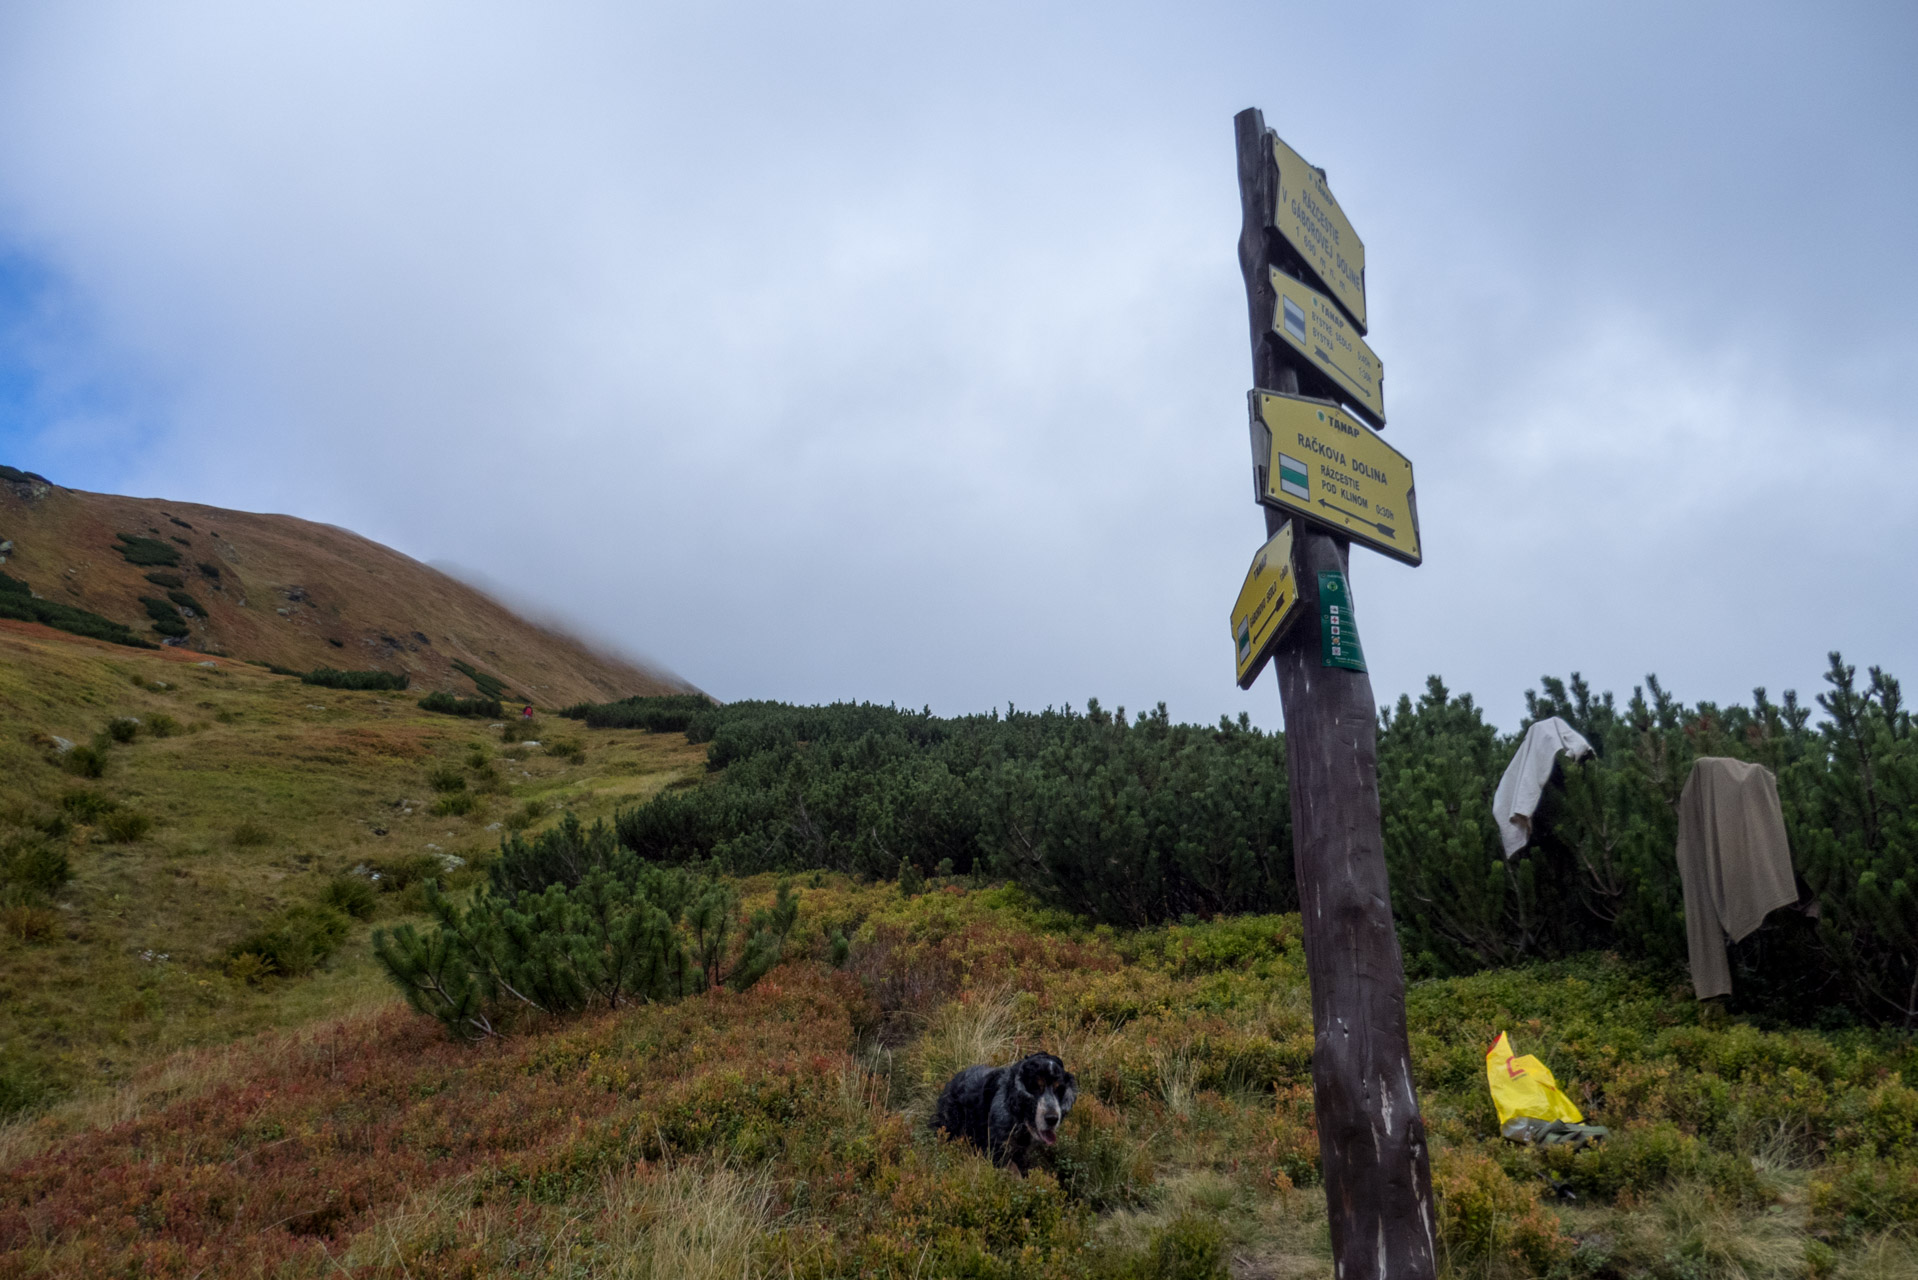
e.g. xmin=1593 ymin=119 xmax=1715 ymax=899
xmin=1061 ymin=1071 xmax=1078 ymax=1105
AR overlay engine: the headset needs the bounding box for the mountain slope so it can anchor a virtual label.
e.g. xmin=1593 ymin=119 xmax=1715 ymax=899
xmin=0 ymin=466 xmax=689 ymax=706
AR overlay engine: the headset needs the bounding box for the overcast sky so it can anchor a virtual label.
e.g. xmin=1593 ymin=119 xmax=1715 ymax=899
xmin=1 ymin=1 xmax=1913 ymax=730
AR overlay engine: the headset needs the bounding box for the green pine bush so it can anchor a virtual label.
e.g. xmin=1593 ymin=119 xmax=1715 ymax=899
xmin=114 ymin=533 xmax=181 ymax=567
xmin=450 ymin=659 xmax=509 ymax=700
xmin=0 ymin=582 xmax=156 ymax=648
xmin=302 ymin=667 xmax=409 ymax=691
xmin=418 ymin=691 xmax=503 ymax=718
xmin=227 ymin=905 xmax=351 ymax=981
xmin=567 ymin=693 xmax=715 ymax=731
xmin=373 ymin=847 xmax=796 ymax=1041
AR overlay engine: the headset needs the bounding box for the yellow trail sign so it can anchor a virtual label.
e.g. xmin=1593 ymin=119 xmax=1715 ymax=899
xmin=1269 ymin=132 xmax=1367 ymax=332
xmin=1251 ymin=390 xmax=1421 ymax=567
xmin=1269 ymin=268 xmax=1385 ymax=426
xmin=1231 ymin=522 xmax=1301 ymax=689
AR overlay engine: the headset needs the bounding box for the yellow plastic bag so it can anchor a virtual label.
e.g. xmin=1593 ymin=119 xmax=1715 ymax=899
xmin=1485 ymin=1031 xmax=1584 ymax=1127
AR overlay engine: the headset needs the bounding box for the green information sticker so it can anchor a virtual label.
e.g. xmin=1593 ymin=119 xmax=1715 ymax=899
xmin=1318 ymin=571 xmax=1367 ymax=672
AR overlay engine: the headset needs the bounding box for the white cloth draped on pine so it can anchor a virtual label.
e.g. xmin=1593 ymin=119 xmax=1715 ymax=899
xmin=1491 ymin=716 xmax=1595 ymax=859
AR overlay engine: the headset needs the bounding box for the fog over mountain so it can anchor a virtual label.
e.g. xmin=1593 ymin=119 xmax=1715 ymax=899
xmin=1 ymin=2 xmax=1913 ymax=728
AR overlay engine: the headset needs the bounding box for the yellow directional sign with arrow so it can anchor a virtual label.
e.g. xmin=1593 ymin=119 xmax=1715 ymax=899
xmin=1268 ymin=131 xmax=1367 ymax=332
xmin=1250 ymin=390 xmax=1421 ymax=567
xmin=1231 ymin=522 xmax=1301 ymax=688
xmin=1269 ymin=268 xmax=1385 ymax=426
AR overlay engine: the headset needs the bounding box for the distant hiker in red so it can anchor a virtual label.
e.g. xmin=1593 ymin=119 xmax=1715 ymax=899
xmin=521 ymin=705 xmax=534 ymax=719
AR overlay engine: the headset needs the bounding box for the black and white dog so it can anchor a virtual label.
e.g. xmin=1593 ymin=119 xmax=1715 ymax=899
xmin=931 ymin=1052 xmax=1077 ymax=1172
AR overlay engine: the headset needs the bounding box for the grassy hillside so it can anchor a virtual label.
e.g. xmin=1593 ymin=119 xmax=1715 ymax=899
xmin=2 ymin=627 xmax=1915 ymax=1280
xmin=0 ymin=465 xmax=690 ymax=705
xmin=0 ymin=620 xmax=705 ymax=1114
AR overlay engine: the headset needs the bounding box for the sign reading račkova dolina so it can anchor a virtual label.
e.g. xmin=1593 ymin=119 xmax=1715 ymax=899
xmin=1230 ymin=522 xmax=1301 ymax=689
xmin=1267 ymin=131 xmax=1367 ymax=333
xmin=1268 ymin=268 xmax=1385 ymax=426
xmin=1250 ymin=390 xmax=1421 ymax=567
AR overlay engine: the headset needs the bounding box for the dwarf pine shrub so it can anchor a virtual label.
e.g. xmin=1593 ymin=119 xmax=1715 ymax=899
xmin=227 ymin=904 xmax=351 ymax=980
xmin=114 ymin=533 xmax=181 ymax=567
xmin=140 ymin=596 xmax=188 ymax=637
xmin=418 ymin=691 xmax=503 ymax=718
xmin=581 ymin=654 xmax=1918 ymax=1025
xmin=302 ymin=667 xmax=409 ymax=691
xmin=376 ymin=818 xmax=797 ymax=1041
xmin=612 ymin=698 xmax=1292 ymax=926
xmin=1 ymin=835 xmax=70 ymax=901
xmin=322 ymin=876 xmax=377 ymax=920
xmin=450 ymin=659 xmax=508 ymax=700
xmin=61 ymin=744 xmax=107 ymax=778
xmin=568 ymin=692 xmax=715 ymax=732
xmin=0 ymin=583 xmax=155 ymax=648
xmin=431 ymin=791 xmax=477 ymax=817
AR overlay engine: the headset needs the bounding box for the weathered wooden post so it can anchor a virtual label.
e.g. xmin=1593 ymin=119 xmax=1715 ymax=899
xmin=1228 ymin=107 xmax=1437 ymax=1280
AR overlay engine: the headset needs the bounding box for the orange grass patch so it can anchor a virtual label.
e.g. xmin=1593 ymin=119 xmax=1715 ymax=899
xmin=0 ymin=965 xmax=862 ymax=1278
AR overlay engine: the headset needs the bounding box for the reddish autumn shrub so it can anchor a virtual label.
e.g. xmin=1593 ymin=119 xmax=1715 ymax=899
xmin=0 ymin=966 xmax=863 ymax=1277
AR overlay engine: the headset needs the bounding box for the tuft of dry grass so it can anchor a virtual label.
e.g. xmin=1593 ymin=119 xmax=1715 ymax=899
xmin=1153 ymin=1043 xmax=1197 ymax=1118
xmin=1836 ymin=1231 xmax=1918 ymax=1280
xmin=907 ymin=984 xmax=1024 ymax=1103
xmin=601 ymin=1159 xmax=776 ymax=1280
xmin=230 ymin=818 xmax=272 ymax=847
xmin=1636 ymin=1181 xmax=1808 ymax=1280
xmin=0 ymin=904 xmax=55 ymax=942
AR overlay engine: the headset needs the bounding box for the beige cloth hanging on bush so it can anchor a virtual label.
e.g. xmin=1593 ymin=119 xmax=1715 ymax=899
xmin=1675 ymin=757 xmax=1800 ymax=1000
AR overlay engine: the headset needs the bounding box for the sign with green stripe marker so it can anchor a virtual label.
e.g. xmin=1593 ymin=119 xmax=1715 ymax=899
xmin=1249 ymin=389 xmax=1421 ymax=566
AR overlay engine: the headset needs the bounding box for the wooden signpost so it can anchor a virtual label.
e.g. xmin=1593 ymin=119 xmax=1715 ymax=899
xmin=1231 ymin=107 xmax=1437 ymax=1280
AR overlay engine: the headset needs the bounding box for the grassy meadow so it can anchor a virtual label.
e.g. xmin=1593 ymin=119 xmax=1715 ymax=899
xmin=2 ymin=624 xmax=1916 ymax=1279
xmin=0 ymin=621 xmax=704 ymax=1112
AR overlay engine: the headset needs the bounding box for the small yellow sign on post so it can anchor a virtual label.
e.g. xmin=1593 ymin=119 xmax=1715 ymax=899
xmin=1269 ymin=268 xmax=1385 ymax=426
xmin=1268 ymin=132 xmax=1367 ymax=332
xmin=1231 ymin=522 xmax=1301 ymax=689
xmin=1251 ymin=390 xmax=1421 ymax=566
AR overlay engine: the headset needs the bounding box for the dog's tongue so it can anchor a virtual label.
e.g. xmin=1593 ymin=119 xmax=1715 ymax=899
xmin=1039 ymin=1129 xmax=1058 ymax=1146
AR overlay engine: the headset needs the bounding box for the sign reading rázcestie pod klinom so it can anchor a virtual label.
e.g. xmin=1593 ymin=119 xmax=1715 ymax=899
xmin=1250 ymin=390 xmax=1421 ymax=567
xmin=1230 ymin=522 xmax=1300 ymax=689
xmin=1267 ymin=131 xmax=1367 ymax=333
xmin=1267 ymin=267 xmax=1385 ymax=426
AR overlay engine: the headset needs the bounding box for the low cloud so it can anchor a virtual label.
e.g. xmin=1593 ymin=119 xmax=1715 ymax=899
xmin=0 ymin=2 xmax=1911 ymax=728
